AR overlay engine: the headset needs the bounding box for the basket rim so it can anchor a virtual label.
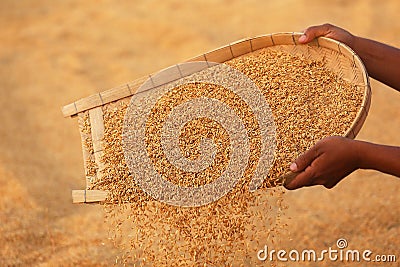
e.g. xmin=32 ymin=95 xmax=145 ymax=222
xmin=62 ymin=32 xmax=371 ymax=141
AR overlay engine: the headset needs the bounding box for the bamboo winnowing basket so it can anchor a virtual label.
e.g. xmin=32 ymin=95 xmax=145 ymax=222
xmin=62 ymin=32 xmax=371 ymax=204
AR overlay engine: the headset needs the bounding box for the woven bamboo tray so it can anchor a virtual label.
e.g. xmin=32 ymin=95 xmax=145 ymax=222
xmin=63 ymin=32 xmax=371 ymax=204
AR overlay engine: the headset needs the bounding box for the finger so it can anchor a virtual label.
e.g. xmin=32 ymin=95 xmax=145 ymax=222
xmin=284 ymin=166 xmax=317 ymax=190
xmin=290 ymin=144 xmax=319 ymax=173
xmin=298 ymin=23 xmax=332 ymax=43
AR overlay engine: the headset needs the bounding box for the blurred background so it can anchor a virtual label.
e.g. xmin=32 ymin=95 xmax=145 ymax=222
xmin=0 ymin=0 xmax=399 ymax=266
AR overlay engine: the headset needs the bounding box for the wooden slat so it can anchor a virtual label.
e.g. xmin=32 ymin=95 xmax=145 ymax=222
xmin=72 ymin=190 xmax=108 ymax=203
xmin=77 ymin=112 xmax=96 ymax=187
xmin=250 ymin=34 xmax=274 ymax=51
xmin=291 ymin=32 xmax=303 ymax=45
xmin=178 ymin=61 xmax=209 ymax=77
xmin=271 ymin=32 xmax=297 ymax=45
xmin=89 ymin=107 xmax=105 ymax=183
xmin=150 ymin=64 xmax=182 ymax=87
xmin=62 ymin=76 xmax=148 ymax=117
xmin=204 ymin=45 xmax=233 ymax=63
xmin=187 ymin=53 xmax=207 ymax=63
xmin=230 ymin=38 xmax=252 ymax=57
xmin=61 ymin=103 xmax=77 ymax=117
xmin=75 ymin=94 xmax=103 ymax=114
xmin=100 ymin=85 xmax=131 ymax=104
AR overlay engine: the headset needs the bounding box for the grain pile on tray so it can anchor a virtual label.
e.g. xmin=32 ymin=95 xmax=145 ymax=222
xmin=82 ymin=45 xmax=365 ymax=265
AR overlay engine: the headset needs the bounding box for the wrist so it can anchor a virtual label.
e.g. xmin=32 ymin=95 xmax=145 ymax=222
xmin=350 ymin=139 xmax=364 ymax=170
xmin=353 ymin=140 xmax=376 ymax=170
xmin=345 ymin=34 xmax=357 ymax=51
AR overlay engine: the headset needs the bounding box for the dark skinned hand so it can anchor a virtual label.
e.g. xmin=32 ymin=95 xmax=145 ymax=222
xmin=285 ymin=136 xmax=360 ymax=190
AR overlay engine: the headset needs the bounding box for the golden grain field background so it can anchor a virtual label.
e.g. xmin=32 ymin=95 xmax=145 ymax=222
xmin=0 ymin=0 xmax=399 ymax=266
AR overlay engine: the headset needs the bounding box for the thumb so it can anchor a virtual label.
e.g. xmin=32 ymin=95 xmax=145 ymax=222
xmin=290 ymin=145 xmax=319 ymax=172
xmin=298 ymin=24 xmax=332 ymax=44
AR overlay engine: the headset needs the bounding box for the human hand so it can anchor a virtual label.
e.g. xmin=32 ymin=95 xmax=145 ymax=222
xmin=298 ymin=23 xmax=356 ymax=48
xmin=284 ymin=136 xmax=361 ymax=190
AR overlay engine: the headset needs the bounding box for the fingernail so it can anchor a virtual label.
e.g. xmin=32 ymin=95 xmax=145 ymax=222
xmin=290 ymin=162 xmax=297 ymax=171
xmin=299 ymin=35 xmax=307 ymax=43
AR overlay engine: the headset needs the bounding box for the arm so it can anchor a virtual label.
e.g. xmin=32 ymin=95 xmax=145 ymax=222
xmin=357 ymin=140 xmax=400 ymax=177
xmin=285 ymin=136 xmax=400 ymax=190
xmin=298 ymin=23 xmax=400 ymax=92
